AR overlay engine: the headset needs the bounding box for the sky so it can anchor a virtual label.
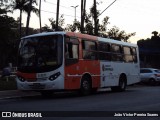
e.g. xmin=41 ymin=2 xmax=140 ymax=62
xmin=9 ymin=0 xmax=160 ymax=43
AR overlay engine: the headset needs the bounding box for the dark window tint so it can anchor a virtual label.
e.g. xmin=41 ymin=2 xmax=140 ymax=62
xmin=18 ymin=35 xmax=63 ymax=73
xmin=99 ymin=52 xmax=111 ymax=61
xmin=99 ymin=42 xmax=110 ymax=52
xmin=65 ymin=37 xmax=79 ymax=66
xmin=111 ymin=44 xmax=123 ymax=61
xmin=82 ymin=40 xmax=96 ymax=50
xmin=98 ymin=42 xmax=111 ymax=61
xmin=82 ymin=40 xmax=97 ymax=60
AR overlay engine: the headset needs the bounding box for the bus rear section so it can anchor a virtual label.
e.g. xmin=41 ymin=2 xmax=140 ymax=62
xmin=98 ymin=37 xmax=140 ymax=91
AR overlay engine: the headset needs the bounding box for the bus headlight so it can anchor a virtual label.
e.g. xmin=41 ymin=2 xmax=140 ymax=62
xmin=18 ymin=76 xmax=25 ymax=82
xmin=49 ymin=72 xmax=61 ymax=81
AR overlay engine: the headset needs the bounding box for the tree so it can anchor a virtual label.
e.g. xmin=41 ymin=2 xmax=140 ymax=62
xmin=41 ymin=24 xmax=52 ymax=32
xmin=137 ymin=31 xmax=160 ymax=68
xmin=93 ymin=0 xmax=98 ymax=35
xmin=86 ymin=2 xmax=135 ymax=41
xmin=151 ymin=31 xmax=159 ymax=41
xmin=0 ymin=0 xmax=13 ymax=14
xmin=39 ymin=0 xmax=45 ymax=32
xmin=65 ymin=21 xmax=81 ymax=32
xmin=25 ymin=0 xmax=39 ymax=35
xmin=0 ymin=2 xmax=7 ymax=14
xmin=80 ymin=0 xmax=86 ymax=33
xmin=107 ymin=26 xmax=136 ymax=42
xmin=11 ymin=0 xmax=29 ymax=37
xmin=152 ymin=31 xmax=158 ymax=36
xmin=48 ymin=15 xmax=65 ymax=31
xmin=98 ymin=16 xmax=110 ymax=37
xmin=65 ymin=2 xmax=135 ymax=42
xmin=0 ymin=3 xmax=19 ymax=68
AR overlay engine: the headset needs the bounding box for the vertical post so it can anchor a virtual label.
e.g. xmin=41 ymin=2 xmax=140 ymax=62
xmin=56 ymin=0 xmax=60 ymax=31
xmin=75 ymin=7 xmax=76 ymax=21
xmin=71 ymin=5 xmax=79 ymax=22
xmin=81 ymin=0 xmax=84 ymax=33
xmin=39 ymin=0 xmax=42 ymax=32
xmin=94 ymin=0 xmax=98 ymax=36
xmin=81 ymin=0 xmax=86 ymax=33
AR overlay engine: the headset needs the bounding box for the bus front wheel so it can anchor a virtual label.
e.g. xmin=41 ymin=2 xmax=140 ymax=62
xmin=80 ymin=76 xmax=92 ymax=95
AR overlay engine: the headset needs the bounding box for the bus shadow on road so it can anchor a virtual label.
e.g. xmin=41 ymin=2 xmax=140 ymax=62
xmin=20 ymin=86 xmax=140 ymax=101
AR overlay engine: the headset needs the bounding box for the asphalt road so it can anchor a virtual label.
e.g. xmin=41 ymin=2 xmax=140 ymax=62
xmin=0 ymin=85 xmax=160 ymax=120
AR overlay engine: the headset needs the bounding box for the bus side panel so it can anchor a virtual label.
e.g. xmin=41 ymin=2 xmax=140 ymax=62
xmin=64 ymin=32 xmax=100 ymax=90
xmin=100 ymin=62 xmax=140 ymax=87
xmin=64 ymin=60 xmax=100 ymax=90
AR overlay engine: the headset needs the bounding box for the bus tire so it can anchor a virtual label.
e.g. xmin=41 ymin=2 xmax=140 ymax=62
xmin=111 ymin=75 xmax=127 ymax=92
xmin=80 ymin=76 xmax=92 ymax=96
xmin=118 ymin=75 xmax=127 ymax=91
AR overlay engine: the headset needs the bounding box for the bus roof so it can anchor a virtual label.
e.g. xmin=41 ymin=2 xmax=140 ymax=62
xmin=66 ymin=32 xmax=97 ymax=40
xmin=21 ymin=31 xmax=137 ymax=47
xmin=98 ymin=37 xmax=137 ymax=47
xmin=22 ymin=31 xmax=98 ymax=41
xmin=21 ymin=31 xmax=66 ymax=39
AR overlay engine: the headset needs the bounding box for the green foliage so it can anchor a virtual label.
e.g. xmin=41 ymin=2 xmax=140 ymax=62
xmin=137 ymin=31 xmax=160 ymax=48
xmin=65 ymin=21 xmax=81 ymax=32
xmin=0 ymin=0 xmax=136 ymax=70
xmin=0 ymin=8 xmax=7 ymax=14
xmin=107 ymin=26 xmax=136 ymax=42
xmin=0 ymin=2 xmax=14 ymax=69
xmin=47 ymin=15 xmax=65 ymax=31
xmin=0 ymin=0 xmax=9 ymax=14
xmin=0 ymin=77 xmax=17 ymax=91
xmin=0 ymin=11 xmax=19 ymax=68
xmin=65 ymin=3 xmax=135 ymax=42
xmin=11 ymin=0 xmax=39 ymax=36
xmin=137 ymin=31 xmax=160 ymax=68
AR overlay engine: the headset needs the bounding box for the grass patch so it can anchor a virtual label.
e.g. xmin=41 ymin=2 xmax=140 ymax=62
xmin=0 ymin=77 xmax=17 ymax=91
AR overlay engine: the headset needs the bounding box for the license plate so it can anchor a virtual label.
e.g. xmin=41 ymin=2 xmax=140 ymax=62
xmin=30 ymin=83 xmax=45 ymax=89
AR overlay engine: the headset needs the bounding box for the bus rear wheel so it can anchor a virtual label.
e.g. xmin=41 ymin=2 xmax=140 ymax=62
xmin=111 ymin=75 xmax=127 ymax=92
xmin=79 ymin=76 xmax=92 ymax=96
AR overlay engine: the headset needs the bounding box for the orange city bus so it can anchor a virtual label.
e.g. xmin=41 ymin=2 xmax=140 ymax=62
xmin=16 ymin=31 xmax=140 ymax=96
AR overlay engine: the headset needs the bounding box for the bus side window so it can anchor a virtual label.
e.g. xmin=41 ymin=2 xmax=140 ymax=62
xmin=131 ymin=47 xmax=138 ymax=63
xmin=65 ymin=37 xmax=79 ymax=66
xmin=111 ymin=44 xmax=123 ymax=62
xmin=82 ymin=40 xmax=97 ymax=60
xmin=123 ymin=46 xmax=133 ymax=63
xmin=98 ymin=42 xmax=111 ymax=61
xmin=66 ymin=43 xmax=78 ymax=59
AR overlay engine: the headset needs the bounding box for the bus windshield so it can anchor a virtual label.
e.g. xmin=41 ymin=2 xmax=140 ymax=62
xmin=18 ymin=35 xmax=63 ymax=73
